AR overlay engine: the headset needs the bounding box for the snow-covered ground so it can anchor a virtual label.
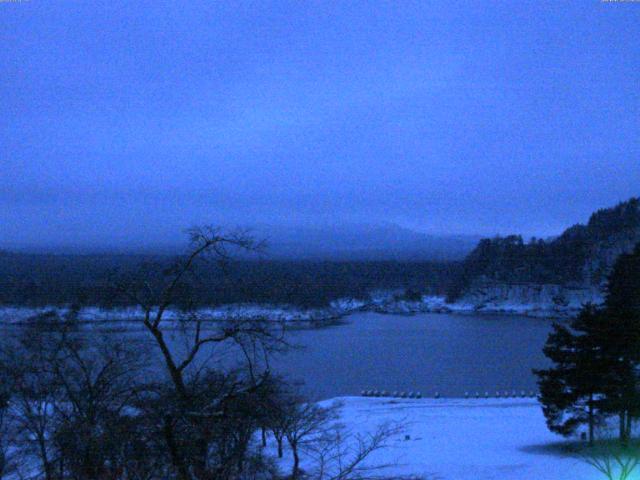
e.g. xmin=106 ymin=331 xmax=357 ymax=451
xmin=0 ymin=303 xmax=351 ymax=329
xmin=0 ymin=292 xmax=578 ymax=328
xmin=0 ymin=289 xmax=594 ymax=329
xmin=276 ymin=396 xmax=618 ymax=480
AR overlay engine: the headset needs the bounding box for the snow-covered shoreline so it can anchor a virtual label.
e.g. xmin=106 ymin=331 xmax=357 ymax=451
xmin=0 ymin=303 xmax=351 ymax=330
xmin=364 ymin=294 xmax=588 ymax=318
xmin=0 ymin=292 xmax=589 ymax=330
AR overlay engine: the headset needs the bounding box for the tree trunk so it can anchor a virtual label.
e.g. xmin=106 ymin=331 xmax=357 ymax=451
xmin=192 ymin=437 xmax=209 ymax=480
xmin=37 ymin=436 xmax=53 ymax=480
xmin=619 ymin=411 xmax=628 ymax=445
xmin=291 ymin=445 xmax=300 ymax=480
xmin=261 ymin=427 xmax=267 ymax=447
xmin=625 ymin=411 xmax=632 ymax=442
xmin=146 ymin=324 xmax=188 ymax=398
xmin=588 ymin=395 xmax=594 ymax=445
xmin=277 ymin=437 xmax=283 ymax=458
xmin=163 ymin=415 xmax=191 ymax=480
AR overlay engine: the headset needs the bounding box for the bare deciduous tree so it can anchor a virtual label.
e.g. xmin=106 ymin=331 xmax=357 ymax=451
xmin=2 ymin=318 xmax=65 ymax=480
xmin=267 ymin=395 xmax=403 ymax=480
xmin=283 ymin=402 xmax=337 ymax=480
xmin=306 ymin=421 xmax=404 ymax=480
xmin=0 ymin=227 xmax=404 ymax=480
xmin=51 ymin=336 xmax=151 ymax=480
xmin=114 ymin=226 xmax=289 ymax=480
xmin=1 ymin=310 xmax=159 ymax=480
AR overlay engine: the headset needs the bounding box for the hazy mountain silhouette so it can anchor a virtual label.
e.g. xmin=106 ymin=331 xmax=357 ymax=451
xmin=251 ymin=223 xmax=480 ymax=261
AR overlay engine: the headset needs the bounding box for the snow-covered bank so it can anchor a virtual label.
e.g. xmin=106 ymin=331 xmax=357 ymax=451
xmin=355 ymin=290 xmax=596 ymax=318
xmin=0 ymin=303 xmax=352 ymax=329
xmin=0 ymin=290 xmax=591 ymax=329
xmin=278 ymin=397 xmax=607 ymax=480
xmin=454 ymin=283 xmax=604 ymax=318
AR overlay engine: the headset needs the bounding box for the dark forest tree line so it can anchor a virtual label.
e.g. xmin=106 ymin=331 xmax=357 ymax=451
xmin=0 ymin=251 xmax=459 ymax=309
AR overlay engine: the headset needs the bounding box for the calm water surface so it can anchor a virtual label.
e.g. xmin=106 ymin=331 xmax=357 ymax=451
xmin=268 ymin=311 xmax=554 ymax=399
xmin=2 ymin=311 xmax=554 ymax=400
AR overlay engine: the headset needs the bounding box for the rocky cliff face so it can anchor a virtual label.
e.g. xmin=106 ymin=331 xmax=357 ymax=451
xmin=581 ymin=226 xmax=640 ymax=286
xmin=456 ymin=282 xmax=604 ymax=317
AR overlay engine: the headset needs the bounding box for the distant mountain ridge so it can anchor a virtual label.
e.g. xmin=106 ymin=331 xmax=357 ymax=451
xmin=1 ymin=223 xmax=480 ymax=261
xmin=448 ymin=197 xmax=640 ymax=309
xmin=252 ymin=223 xmax=480 ymax=261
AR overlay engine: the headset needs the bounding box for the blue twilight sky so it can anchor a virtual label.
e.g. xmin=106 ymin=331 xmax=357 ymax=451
xmin=1 ymin=1 xmax=639 ymax=250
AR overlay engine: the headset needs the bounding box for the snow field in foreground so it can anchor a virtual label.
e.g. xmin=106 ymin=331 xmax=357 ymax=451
xmin=269 ymin=397 xmax=628 ymax=480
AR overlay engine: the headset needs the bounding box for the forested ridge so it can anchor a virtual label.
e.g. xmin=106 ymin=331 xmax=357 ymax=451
xmin=0 ymin=253 xmax=460 ymax=308
xmin=3 ymin=198 xmax=638 ymax=309
xmin=447 ymin=197 xmax=640 ymax=301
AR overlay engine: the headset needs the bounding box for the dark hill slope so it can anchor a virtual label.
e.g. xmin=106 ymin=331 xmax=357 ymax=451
xmin=448 ymin=198 xmax=640 ymax=303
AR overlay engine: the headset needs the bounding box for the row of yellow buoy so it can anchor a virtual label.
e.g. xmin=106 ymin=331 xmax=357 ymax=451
xmin=361 ymin=390 xmax=538 ymax=399
xmin=361 ymin=390 xmax=423 ymax=398
xmin=466 ymin=390 xmax=537 ymax=399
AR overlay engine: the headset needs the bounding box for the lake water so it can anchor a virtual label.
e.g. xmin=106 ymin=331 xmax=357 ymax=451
xmin=267 ymin=311 xmax=554 ymax=399
xmin=2 ymin=311 xmax=555 ymax=400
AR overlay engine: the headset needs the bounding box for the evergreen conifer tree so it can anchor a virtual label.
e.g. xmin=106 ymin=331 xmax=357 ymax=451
xmin=598 ymin=243 xmax=640 ymax=443
xmin=534 ymin=304 xmax=607 ymax=444
xmin=536 ymin=243 xmax=640 ymax=444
